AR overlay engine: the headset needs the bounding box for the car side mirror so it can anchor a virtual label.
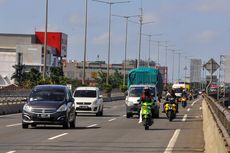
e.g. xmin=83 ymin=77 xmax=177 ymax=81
xmin=99 ymin=95 xmax=103 ymax=99
xmin=70 ymin=97 xmax=75 ymax=102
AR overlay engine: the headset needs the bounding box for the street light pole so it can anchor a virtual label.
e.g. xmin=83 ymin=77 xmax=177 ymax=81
xmin=82 ymin=0 xmax=88 ymax=85
xmin=137 ymin=7 xmax=143 ymax=68
xmin=113 ymin=15 xmax=138 ymax=86
xmin=93 ymin=0 xmax=130 ymax=85
xmin=43 ymin=0 xmax=48 ymax=80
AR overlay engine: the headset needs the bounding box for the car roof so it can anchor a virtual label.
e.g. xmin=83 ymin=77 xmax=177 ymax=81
xmin=34 ymin=85 xmax=67 ymax=91
xmin=75 ymin=86 xmax=98 ymax=91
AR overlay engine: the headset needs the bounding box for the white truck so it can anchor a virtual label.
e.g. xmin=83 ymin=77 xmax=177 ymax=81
xmin=73 ymin=87 xmax=103 ymax=116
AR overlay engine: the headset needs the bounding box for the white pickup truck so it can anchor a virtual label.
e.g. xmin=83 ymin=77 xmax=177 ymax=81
xmin=73 ymin=87 xmax=103 ymax=116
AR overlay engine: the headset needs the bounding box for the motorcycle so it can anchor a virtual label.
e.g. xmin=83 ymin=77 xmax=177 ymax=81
xmin=180 ymin=96 xmax=187 ymax=108
xmin=164 ymin=98 xmax=177 ymax=122
xmin=141 ymin=101 xmax=154 ymax=130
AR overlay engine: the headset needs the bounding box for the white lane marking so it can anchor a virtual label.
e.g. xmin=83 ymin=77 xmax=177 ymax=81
xmin=187 ymin=108 xmax=191 ymax=112
xmin=164 ymin=129 xmax=181 ymax=153
xmin=191 ymin=99 xmax=200 ymax=106
xmin=123 ymin=115 xmax=126 ymax=117
xmin=182 ymin=114 xmax=188 ymax=122
xmin=108 ymin=118 xmax=117 ymax=122
xmin=6 ymin=151 xmax=16 ymax=153
xmin=6 ymin=123 xmax=22 ymax=127
xmin=87 ymin=124 xmax=98 ymax=128
xmin=48 ymin=133 xmax=68 ymax=140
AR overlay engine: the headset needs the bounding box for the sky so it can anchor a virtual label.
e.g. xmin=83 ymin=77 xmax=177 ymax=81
xmin=0 ymin=0 xmax=230 ymax=82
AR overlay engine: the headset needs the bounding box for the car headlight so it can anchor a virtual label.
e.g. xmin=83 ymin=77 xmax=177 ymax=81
xmin=126 ymin=101 xmax=133 ymax=106
xmin=23 ymin=104 xmax=32 ymax=112
xmin=57 ymin=104 xmax=67 ymax=112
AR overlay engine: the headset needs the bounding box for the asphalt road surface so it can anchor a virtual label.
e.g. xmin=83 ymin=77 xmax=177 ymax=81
xmin=0 ymin=97 xmax=204 ymax=153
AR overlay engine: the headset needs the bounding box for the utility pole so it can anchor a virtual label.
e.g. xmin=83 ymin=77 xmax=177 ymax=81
xmin=113 ymin=14 xmax=138 ymax=86
xmin=137 ymin=7 xmax=143 ymax=68
xmin=82 ymin=0 xmax=88 ymax=85
xmin=93 ymin=0 xmax=130 ymax=85
xmin=43 ymin=0 xmax=48 ymax=80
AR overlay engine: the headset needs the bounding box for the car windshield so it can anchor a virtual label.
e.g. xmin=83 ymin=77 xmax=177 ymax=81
xmin=74 ymin=90 xmax=97 ymax=98
xmin=29 ymin=89 xmax=66 ymax=102
xmin=174 ymin=88 xmax=182 ymax=93
xmin=129 ymin=87 xmax=155 ymax=97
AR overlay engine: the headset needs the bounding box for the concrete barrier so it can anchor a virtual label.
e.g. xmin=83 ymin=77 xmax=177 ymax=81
xmin=203 ymin=99 xmax=228 ymax=153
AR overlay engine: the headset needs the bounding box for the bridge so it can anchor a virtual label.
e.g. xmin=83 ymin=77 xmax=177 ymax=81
xmin=0 ymin=94 xmax=229 ymax=153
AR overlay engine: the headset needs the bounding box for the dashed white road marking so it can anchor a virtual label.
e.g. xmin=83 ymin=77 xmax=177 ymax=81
xmin=191 ymin=99 xmax=200 ymax=106
xmin=48 ymin=133 xmax=68 ymax=140
xmin=187 ymin=108 xmax=191 ymax=112
xmin=87 ymin=124 xmax=98 ymax=128
xmin=6 ymin=123 xmax=22 ymax=127
xmin=182 ymin=114 xmax=188 ymax=122
xmin=123 ymin=115 xmax=126 ymax=117
xmin=108 ymin=118 xmax=117 ymax=122
xmin=6 ymin=151 xmax=16 ymax=153
xmin=164 ymin=129 xmax=181 ymax=153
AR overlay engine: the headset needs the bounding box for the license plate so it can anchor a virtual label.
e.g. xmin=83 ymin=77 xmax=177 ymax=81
xmin=80 ymin=106 xmax=88 ymax=109
xmin=38 ymin=114 xmax=50 ymax=118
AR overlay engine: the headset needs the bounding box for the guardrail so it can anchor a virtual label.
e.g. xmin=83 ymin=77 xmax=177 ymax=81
xmin=205 ymin=95 xmax=230 ymax=152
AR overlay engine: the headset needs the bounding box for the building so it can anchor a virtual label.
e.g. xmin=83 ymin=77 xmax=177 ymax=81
xmin=0 ymin=32 xmax=68 ymax=86
xmin=63 ymin=60 xmax=167 ymax=85
xmin=190 ymin=59 xmax=202 ymax=88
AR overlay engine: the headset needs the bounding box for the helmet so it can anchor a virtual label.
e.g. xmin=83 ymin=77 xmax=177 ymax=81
xmin=144 ymin=86 xmax=150 ymax=91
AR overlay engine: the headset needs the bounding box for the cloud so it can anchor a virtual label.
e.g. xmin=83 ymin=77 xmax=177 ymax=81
xmin=92 ymin=32 xmax=123 ymax=45
xmin=194 ymin=30 xmax=219 ymax=43
xmin=68 ymin=14 xmax=82 ymax=26
xmin=143 ymin=13 xmax=159 ymax=23
xmin=196 ymin=0 xmax=230 ymax=12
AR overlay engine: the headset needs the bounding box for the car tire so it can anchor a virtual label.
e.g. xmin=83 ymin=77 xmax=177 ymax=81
xmin=100 ymin=108 xmax=103 ymax=116
xmin=22 ymin=123 xmax=28 ymax=129
xmin=70 ymin=116 xmax=76 ymax=129
xmin=63 ymin=120 xmax=70 ymax=129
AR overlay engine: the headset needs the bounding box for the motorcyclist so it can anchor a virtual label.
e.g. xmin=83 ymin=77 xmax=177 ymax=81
xmin=138 ymin=86 xmax=153 ymax=123
xmin=163 ymin=89 xmax=179 ymax=113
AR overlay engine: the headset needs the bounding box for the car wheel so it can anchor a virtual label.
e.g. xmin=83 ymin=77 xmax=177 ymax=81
xmin=70 ymin=116 xmax=76 ymax=129
xmin=100 ymin=107 xmax=103 ymax=116
xmin=63 ymin=120 xmax=70 ymax=129
xmin=22 ymin=123 xmax=28 ymax=129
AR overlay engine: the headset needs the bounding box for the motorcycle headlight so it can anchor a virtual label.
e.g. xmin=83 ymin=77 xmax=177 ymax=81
xmin=57 ymin=104 xmax=67 ymax=112
xmin=23 ymin=104 xmax=32 ymax=112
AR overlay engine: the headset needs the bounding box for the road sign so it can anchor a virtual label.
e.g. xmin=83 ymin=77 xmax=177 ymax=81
xmin=204 ymin=58 xmax=220 ymax=74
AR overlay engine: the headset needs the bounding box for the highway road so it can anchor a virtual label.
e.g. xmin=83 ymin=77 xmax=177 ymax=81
xmin=0 ymin=97 xmax=204 ymax=153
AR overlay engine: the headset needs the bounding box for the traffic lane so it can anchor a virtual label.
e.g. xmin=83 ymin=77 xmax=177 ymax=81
xmin=17 ymin=114 xmax=178 ymax=153
xmin=15 ymin=100 xmax=193 ymax=153
xmin=174 ymin=98 xmax=204 ymax=153
xmin=1 ymin=99 xmax=204 ymax=153
xmin=0 ymin=100 xmax=127 ymax=153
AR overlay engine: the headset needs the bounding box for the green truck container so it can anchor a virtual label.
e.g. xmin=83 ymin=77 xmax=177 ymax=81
xmin=128 ymin=67 xmax=163 ymax=94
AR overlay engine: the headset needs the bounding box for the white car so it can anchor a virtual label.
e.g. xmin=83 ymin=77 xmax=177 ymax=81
xmin=73 ymin=87 xmax=103 ymax=116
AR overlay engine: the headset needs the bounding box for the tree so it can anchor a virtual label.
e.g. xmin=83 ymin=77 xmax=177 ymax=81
xmin=50 ymin=67 xmax=64 ymax=84
xmin=11 ymin=64 xmax=25 ymax=86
